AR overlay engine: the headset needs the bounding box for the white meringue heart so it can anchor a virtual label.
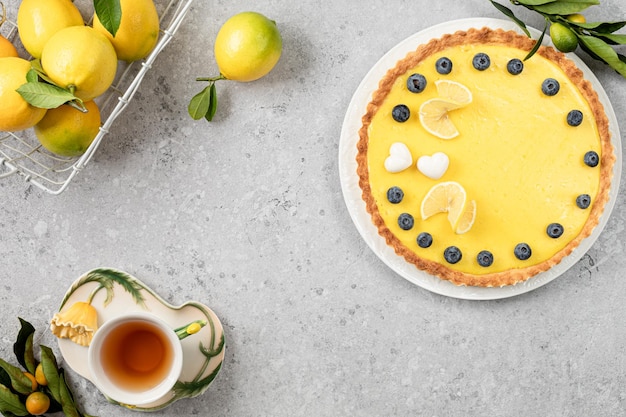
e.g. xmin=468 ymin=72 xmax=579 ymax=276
xmin=384 ymin=142 xmax=413 ymax=173
xmin=417 ymin=152 xmax=450 ymax=179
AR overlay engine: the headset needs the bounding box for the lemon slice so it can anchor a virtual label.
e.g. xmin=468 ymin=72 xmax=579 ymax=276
xmin=419 ymin=98 xmax=463 ymax=139
xmin=435 ymin=80 xmax=472 ymax=105
xmin=420 ymin=181 xmax=466 ymax=223
xmin=454 ymin=199 xmax=476 ymax=234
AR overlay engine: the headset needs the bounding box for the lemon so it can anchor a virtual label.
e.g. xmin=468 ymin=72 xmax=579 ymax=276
xmin=23 ymin=372 xmax=37 ymax=392
xmin=0 ymin=36 xmax=17 ymax=58
xmin=41 ymin=26 xmax=117 ymax=101
xmin=418 ymin=98 xmax=464 ymax=139
xmin=25 ymin=392 xmax=50 ymax=415
xmin=454 ymin=199 xmax=476 ymax=235
xmin=17 ymin=0 xmax=83 ymax=59
xmin=34 ymin=100 xmax=101 ymax=157
xmin=550 ymin=22 xmax=578 ymax=53
xmin=0 ymin=57 xmax=47 ymax=132
xmin=421 ymin=181 xmax=467 ymax=225
xmin=214 ymin=11 xmax=282 ymax=82
xmin=34 ymin=363 xmax=48 ymax=386
xmin=434 ymin=80 xmax=472 ymax=105
xmin=93 ymin=0 xmax=160 ymax=62
xmin=566 ymin=13 xmax=586 ymax=24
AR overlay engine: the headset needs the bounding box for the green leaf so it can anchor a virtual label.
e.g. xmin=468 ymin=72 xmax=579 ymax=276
xmin=205 ymin=82 xmax=218 ymax=122
xmin=574 ymin=21 xmax=626 ymax=33
xmin=40 ymin=345 xmax=61 ymax=403
xmin=524 ymin=23 xmax=548 ymax=60
xmin=93 ymin=0 xmax=122 ymax=37
xmin=595 ymin=33 xmax=626 ymax=45
xmin=579 ymin=35 xmax=626 ymax=77
xmin=515 ymin=0 xmax=557 ymax=5
xmin=0 ymin=384 xmax=28 ymax=416
xmin=0 ymin=359 xmax=31 ymax=395
xmin=490 ymin=0 xmax=531 ymax=37
xmin=188 ymin=86 xmax=212 ymax=120
xmin=172 ymin=362 xmax=222 ymax=398
xmin=58 ymin=372 xmax=81 ymax=417
xmin=25 ymin=69 xmax=38 ymax=84
xmin=533 ymin=0 xmax=599 ymax=15
xmin=16 ymin=81 xmax=80 ymax=109
xmin=13 ymin=318 xmax=35 ymax=375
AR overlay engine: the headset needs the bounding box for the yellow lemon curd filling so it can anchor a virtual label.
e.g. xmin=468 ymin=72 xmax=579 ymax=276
xmin=367 ymin=44 xmax=601 ymax=275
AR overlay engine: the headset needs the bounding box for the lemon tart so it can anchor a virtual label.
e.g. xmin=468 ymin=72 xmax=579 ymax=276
xmin=356 ymin=27 xmax=614 ymax=287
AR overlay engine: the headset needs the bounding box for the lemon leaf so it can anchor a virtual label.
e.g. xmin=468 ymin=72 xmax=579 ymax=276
xmin=515 ymin=0 xmax=557 ymax=5
xmin=489 ymin=1 xmax=532 ymax=37
xmin=188 ymin=86 xmax=212 ymax=121
xmin=533 ymin=0 xmax=599 ymax=15
xmin=0 ymin=358 xmax=32 ymax=395
xmin=579 ymin=35 xmax=626 ymax=77
xmin=40 ymin=346 xmax=61 ymax=404
xmin=206 ymin=82 xmax=218 ymax=122
xmin=0 ymin=383 xmax=28 ymax=416
xmin=94 ymin=0 xmax=122 ymax=37
xmin=13 ymin=318 xmax=35 ymax=375
xmin=16 ymin=81 xmax=80 ymax=109
xmin=524 ymin=22 xmax=547 ymax=61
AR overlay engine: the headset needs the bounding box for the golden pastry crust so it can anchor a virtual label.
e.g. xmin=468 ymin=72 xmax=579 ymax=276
xmin=356 ymin=27 xmax=614 ymax=287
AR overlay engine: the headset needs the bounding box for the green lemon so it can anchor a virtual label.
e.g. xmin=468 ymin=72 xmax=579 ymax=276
xmin=550 ymin=22 xmax=578 ymax=53
xmin=214 ymin=11 xmax=282 ymax=82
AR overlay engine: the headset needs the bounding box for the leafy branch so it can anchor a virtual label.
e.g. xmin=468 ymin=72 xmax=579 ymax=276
xmin=490 ymin=0 xmax=626 ymax=77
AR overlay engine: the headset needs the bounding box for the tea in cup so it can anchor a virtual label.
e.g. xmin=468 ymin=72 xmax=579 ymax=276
xmin=87 ymin=313 xmax=183 ymax=405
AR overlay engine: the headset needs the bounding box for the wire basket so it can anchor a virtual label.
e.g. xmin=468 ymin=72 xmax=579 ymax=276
xmin=0 ymin=0 xmax=194 ymax=194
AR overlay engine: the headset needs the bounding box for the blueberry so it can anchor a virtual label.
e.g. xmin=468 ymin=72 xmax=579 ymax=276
xmin=584 ymin=151 xmax=599 ymax=167
xmin=472 ymin=53 xmax=491 ymax=71
xmin=476 ymin=250 xmax=493 ymax=267
xmin=546 ymin=223 xmax=564 ymax=238
xmin=576 ymin=194 xmax=591 ymax=209
xmin=416 ymin=232 xmax=433 ymax=248
xmin=435 ymin=57 xmax=453 ymax=74
xmin=542 ymin=78 xmax=560 ymax=96
xmin=398 ymin=213 xmax=414 ymax=230
xmin=514 ymin=243 xmax=532 ymax=261
xmin=406 ymin=73 xmax=427 ymax=93
xmin=387 ymin=186 xmax=404 ymax=204
xmin=443 ymin=246 xmax=462 ymax=264
xmin=567 ymin=110 xmax=583 ymax=126
xmin=392 ymin=104 xmax=410 ymax=122
xmin=507 ymin=58 xmax=524 ymax=75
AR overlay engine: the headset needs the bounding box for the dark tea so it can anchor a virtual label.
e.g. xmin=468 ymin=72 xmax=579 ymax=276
xmin=99 ymin=320 xmax=174 ymax=392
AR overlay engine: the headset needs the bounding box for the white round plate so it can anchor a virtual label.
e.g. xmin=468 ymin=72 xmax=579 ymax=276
xmin=338 ymin=18 xmax=622 ymax=300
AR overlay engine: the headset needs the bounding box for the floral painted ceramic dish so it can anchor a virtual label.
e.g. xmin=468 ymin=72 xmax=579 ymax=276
xmin=54 ymin=268 xmax=225 ymax=411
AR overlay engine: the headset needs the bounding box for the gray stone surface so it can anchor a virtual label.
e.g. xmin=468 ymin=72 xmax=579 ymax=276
xmin=1 ymin=0 xmax=626 ymax=415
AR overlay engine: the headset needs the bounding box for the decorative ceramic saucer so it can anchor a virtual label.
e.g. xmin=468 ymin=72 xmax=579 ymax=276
xmin=55 ymin=268 xmax=225 ymax=411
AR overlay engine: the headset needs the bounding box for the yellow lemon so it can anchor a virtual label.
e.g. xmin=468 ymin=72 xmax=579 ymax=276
xmin=0 ymin=36 xmax=17 ymax=58
xmin=34 ymin=100 xmax=101 ymax=157
xmin=23 ymin=372 xmax=37 ymax=392
xmin=25 ymin=392 xmax=50 ymax=416
xmin=34 ymin=364 xmax=48 ymax=386
xmin=566 ymin=13 xmax=586 ymax=24
xmin=0 ymin=57 xmax=47 ymax=132
xmin=421 ymin=181 xmax=467 ymax=222
xmin=93 ymin=0 xmax=160 ymax=62
xmin=41 ymin=26 xmax=117 ymax=101
xmin=454 ymin=199 xmax=476 ymax=235
xmin=17 ymin=0 xmax=83 ymax=59
xmin=418 ymin=98 xmax=464 ymax=139
xmin=434 ymin=80 xmax=472 ymax=105
xmin=214 ymin=11 xmax=282 ymax=82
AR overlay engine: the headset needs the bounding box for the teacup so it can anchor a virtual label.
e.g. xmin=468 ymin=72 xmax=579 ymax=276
xmin=87 ymin=312 xmax=184 ymax=406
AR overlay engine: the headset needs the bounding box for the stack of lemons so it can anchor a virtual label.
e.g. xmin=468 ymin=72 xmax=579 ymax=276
xmin=0 ymin=0 xmax=160 ymax=157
